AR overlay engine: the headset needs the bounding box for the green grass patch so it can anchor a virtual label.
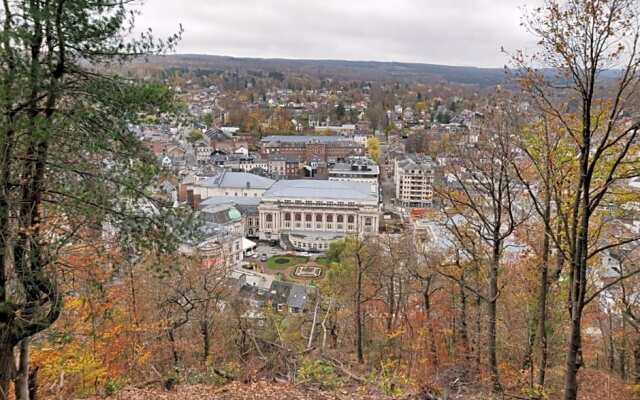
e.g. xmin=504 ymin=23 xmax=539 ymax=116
xmin=316 ymin=257 xmax=334 ymax=266
xmin=266 ymin=255 xmax=308 ymax=269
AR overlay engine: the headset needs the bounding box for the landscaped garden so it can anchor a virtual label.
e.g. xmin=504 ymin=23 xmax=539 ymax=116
xmin=294 ymin=265 xmax=322 ymax=278
xmin=265 ymin=255 xmax=308 ymax=269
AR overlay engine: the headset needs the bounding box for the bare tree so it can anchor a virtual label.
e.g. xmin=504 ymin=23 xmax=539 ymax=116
xmin=515 ymin=1 xmax=640 ymax=398
xmin=512 ymin=115 xmax=571 ymax=389
xmin=437 ymin=104 xmax=526 ymax=393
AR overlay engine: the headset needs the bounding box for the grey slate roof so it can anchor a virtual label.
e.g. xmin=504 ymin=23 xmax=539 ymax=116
xmin=200 ymin=206 xmax=242 ymax=225
xmin=268 ymin=281 xmax=309 ymax=310
xmin=262 ymin=180 xmax=377 ymax=203
xmin=396 ymin=154 xmax=435 ymax=171
xmin=198 ymin=171 xmax=276 ymax=190
xmin=200 ymin=196 xmax=261 ymax=209
xmin=286 ymin=284 xmax=308 ymax=309
xmin=204 ymin=127 xmax=233 ymax=140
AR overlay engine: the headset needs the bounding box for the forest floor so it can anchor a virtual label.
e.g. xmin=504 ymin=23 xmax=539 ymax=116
xmin=87 ymin=368 xmax=636 ymax=400
xmin=91 ymin=381 xmax=408 ymax=400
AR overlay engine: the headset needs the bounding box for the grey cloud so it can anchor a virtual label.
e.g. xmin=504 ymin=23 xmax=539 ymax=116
xmin=136 ymin=0 xmax=541 ymax=67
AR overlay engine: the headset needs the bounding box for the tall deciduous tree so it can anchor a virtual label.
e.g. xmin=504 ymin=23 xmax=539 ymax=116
xmin=438 ymin=104 xmax=526 ymax=393
xmin=323 ymin=236 xmax=380 ymax=364
xmin=513 ymin=117 xmax=570 ymax=390
xmin=0 ymin=0 xmax=181 ymax=397
xmin=516 ymin=1 xmax=640 ymax=398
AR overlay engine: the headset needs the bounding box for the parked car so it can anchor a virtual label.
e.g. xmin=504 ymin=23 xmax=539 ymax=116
xmin=241 ymin=263 xmax=257 ymax=271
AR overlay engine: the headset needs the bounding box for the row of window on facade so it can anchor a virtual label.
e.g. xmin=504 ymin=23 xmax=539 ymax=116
xmin=279 ymin=199 xmax=358 ymax=206
xmin=265 ymin=213 xmax=372 ymax=225
xmin=292 ymin=240 xmax=330 ymax=250
xmin=225 ymin=191 xmax=259 ymax=197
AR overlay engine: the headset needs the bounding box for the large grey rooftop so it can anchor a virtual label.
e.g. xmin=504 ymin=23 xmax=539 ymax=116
xmin=329 ymin=158 xmax=380 ymax=175
xmin=198 ymin=171 xmax=275 ymax=189
xmin=200 ymin=196 xmax=261 ymax=209
xmin=397 ymin=155 xmax=435 ymax=171
xmin=263 ymin=180 xmax=377 ymax=203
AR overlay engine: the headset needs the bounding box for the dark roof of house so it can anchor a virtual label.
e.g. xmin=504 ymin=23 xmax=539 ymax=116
xmin=238 ymin=284 xmax=269 ymax=304
xmin=201 ymin=206 xmax=242 ymax=225
xmin=204 ymin=128 xmax=233 ymax=140
xmin=268 ymin=281 xmax=309 ymax=309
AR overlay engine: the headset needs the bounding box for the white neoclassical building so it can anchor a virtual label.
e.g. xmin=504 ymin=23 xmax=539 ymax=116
xmin=258 ymin=180 xmax=380 ymax=251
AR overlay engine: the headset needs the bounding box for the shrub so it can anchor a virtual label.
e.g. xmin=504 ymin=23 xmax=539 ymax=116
xmin=296 ymin=358 xmax=340 ymax=390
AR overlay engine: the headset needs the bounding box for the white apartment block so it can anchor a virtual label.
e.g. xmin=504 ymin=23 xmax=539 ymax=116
xmin=394 ymin=155 xmax=436 ymax=207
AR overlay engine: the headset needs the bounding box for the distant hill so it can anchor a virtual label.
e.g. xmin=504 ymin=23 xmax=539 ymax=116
xmin=135 ymin=54 xmax=509 ymax=86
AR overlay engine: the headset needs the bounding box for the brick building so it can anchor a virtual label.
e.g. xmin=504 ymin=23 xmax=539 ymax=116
xmin=260 ymin=135 xmax=365 ymax=163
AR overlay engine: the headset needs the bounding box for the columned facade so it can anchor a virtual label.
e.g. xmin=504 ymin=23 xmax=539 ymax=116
xmin=257 ymin=180 xmax=380 ymax=251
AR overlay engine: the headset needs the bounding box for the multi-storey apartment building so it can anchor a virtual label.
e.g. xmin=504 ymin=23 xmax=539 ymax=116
xmin=266 ymin=155 xmax=303 ymax=178
xmin=394 ymin=155 xmax=436 ymax=207
xmin=258 ymin=180 xmax=379 ymax=251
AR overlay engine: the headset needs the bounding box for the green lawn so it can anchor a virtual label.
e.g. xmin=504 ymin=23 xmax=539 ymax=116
xmin=315 ymin=256 xmax=334 ymax=266
xmin=266 ymin=255 xmax=308 ymax=269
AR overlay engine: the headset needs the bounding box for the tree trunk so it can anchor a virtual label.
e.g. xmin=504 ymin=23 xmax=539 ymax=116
xmin=563 ymin=306 xmax=583 ymax=400
xmin=424 ymin=286 xmax=439 ymax=370
xmin=563 ymin=231 xmax=587 ymax=400
xmin=522 ymin=322 xmax=536 ymax=387
xmin=320 ymin=297 xmax=333 ymax=351
xmin=458 ymin=277 xmax=470 ymax=360
xmin=608 ymin=312 xmax=615 ymax=371
xmin=536 ymin=189 xmax=551 ymax=388
xmin=356 ymin=268 xmax=364 ymax=363
xmin=633 ymin=335 xmax=640 ymax=385
xmin=488 ymin=245 xmax=502 ymax=393
xmin=307 ymin=294 xmax=320 ymax=349
xmin=200 ymin=320 xmax=210 ymax=365
xmin=15 ymin=339 xmax=29 ymax=400
xmin=168 ymin=329 xmax=179 ymax=369
xmin=386 ymin=274 xmax=395 ymax=333
xmin=330 ymin=321 xmax=338 ymax=350
xmin=0 ymin=341 xmax=15 ymax=400
xmin=620 ymin=317 xmax=627 ymax=380
xmin=28 ymin=366 xmax=38 ymax=400
xmin=474 ymin=292 xmax=482 ymax=376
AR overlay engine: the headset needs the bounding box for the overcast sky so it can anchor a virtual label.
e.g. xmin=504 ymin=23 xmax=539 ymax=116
xmin=136 ymin=0 xmax=540 ymax=68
